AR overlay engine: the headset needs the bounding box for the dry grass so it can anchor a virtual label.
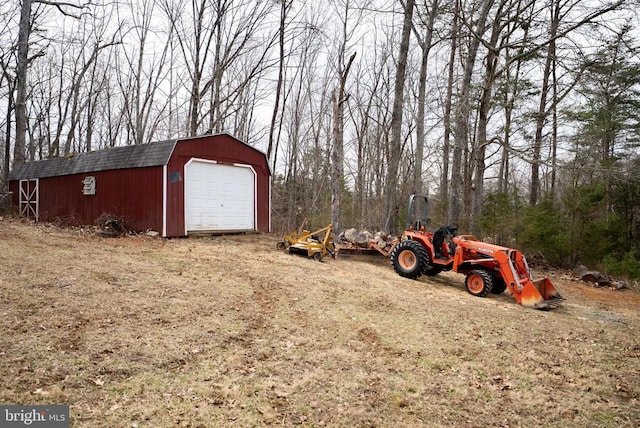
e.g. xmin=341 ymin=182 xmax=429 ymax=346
xmin=1 ymin=216 xmax=639 ymax=427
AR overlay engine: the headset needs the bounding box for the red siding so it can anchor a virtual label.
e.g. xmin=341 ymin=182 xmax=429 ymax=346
xmin=11 ymin=167 xmax=164 ymax=233
xmin=166 ymin=135 xmax=271 ymax=236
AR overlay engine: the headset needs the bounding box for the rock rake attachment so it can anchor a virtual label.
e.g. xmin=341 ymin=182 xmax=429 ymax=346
xmin=277 ymin=225 xmax=336 ymax=262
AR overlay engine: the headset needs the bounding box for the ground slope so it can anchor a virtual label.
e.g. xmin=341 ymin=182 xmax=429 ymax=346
xmin=1 ymin=218 xmax=638 ymax=427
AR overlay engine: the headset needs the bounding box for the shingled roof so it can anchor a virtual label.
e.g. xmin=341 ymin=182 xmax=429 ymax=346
xmin=8 ymin=140 xmax=177 ymax=180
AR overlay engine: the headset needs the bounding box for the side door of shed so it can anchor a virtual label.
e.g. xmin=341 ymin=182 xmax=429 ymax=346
xmin=184 ymin=159 xmax=256 ymax=233
xmin=19 ymin=179 xmax=39 ymax=221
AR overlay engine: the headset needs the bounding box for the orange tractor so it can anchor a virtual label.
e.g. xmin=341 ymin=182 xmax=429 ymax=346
xmin=389 ymin=195 xmax=563 ymax=309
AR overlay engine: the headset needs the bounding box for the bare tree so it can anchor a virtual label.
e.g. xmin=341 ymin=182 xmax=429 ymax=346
xmin=330 ymin=50 xmax=356 ymax=233
xmin=470 ymin=0 xmax=509 ymax=230
xmin=14 ymin=0 xmax=88 ymax=164
xmin=530 ymin=0 xmax=560 ymax=205
xmin=13 ymin=0 xmax=33 ymax=164
xmin=117 ymin=0 xmax=171 ymax=146
xmin=385 ymin=0 xmax=415 ymax=234
xmin=62 ymin=37 xmax=120 ymax=154
xmin=329 ymin=0 xmax=361 ymax=234
xmin=412 ymin=0 xmax=440 ymax=196
xmin=495 ymin=0 xmax=537 ymax=195
xmin=162 ymin=0 xmax=276 ymax=137
xmin=448 ymin=0 xmax=495 ymax=226
xmin=271 ymin=5 xmax=331 ymax=230
xmin=267 ymin=0 xmax=292 ymax=169
xmin=1 ymin=48 xmax=16 ymax=184
xmin=348 ymin=33 xmax=392 ymax=228
xmin=439 ymin=0 xmax=459 ymax=221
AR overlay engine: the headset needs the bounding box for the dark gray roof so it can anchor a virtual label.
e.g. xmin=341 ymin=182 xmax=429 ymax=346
xmin=9 ymin=140 xmax=177 ymax=180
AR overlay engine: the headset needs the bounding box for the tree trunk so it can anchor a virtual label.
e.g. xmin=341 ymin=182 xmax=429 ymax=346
xmin=211 ymin=22 xmax=223 ymax=134
xmin=267 ymin=0 xmax=288 ymax=168
xmin=550 ymin=48 xmax=558 ymax=198
xmin=531 ymin=0 xmax=559 ymax=205
xmin=14 ymin=0 xmax=32 ymax=165
xmin=449 ymin=0 xmax=495 ymax=225
xmin=413 ymin=0 xmax=438 ymax=195
xmin=441 ymin=0 xmax=458 ymax=221
xmin=385 ymin=0 xmax=415 ymax=234
xmin=187 ymin=0 xmax=207 ymax=137
xmin=331 ymin=88 xmax=344 ymax=233
xmin=2 ymin=74 xmax=13 ymax=184
xmin=472 ymin=0 xmax=505 ymax=231
xmin=331 ymin=51 xmax=356 ymax=234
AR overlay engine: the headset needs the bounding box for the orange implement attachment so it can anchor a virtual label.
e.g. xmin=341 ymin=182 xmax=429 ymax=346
xmin=493 ymin=248 xmax=563 ymax=309
xmin=517 ymin=278 xmax=563 ymax=309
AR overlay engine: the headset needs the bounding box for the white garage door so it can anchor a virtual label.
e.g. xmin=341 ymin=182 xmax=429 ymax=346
xmin=185 ymin=160 xmax=255 ymax=233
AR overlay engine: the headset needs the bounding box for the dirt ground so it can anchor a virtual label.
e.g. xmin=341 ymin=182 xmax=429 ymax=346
xmin=1 ymin=216 xmax=639 ymax=427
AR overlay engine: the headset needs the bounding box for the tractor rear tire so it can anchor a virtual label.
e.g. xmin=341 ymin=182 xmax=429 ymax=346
xmin=465 ymin=269 xmax=494 ymax=297
xmin=391 ymin=240 xmax=428 ymax=279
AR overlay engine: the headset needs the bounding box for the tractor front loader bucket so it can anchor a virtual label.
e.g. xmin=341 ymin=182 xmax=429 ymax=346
xmin=494 ymin=249 xmax=564 ymax=309
xmin=514 ymin=277 xmax=563 ymax=310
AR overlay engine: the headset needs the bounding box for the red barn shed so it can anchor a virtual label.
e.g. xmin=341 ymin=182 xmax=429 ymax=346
xmin=8 ymin=134 xmax=271 ymax=237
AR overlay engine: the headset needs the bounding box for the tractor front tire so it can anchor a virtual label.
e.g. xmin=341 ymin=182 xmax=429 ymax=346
xmin=465 ymin=269 xmax=494 ymax=297
xmin=391 ymin=240 xmax=428 ymax=279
